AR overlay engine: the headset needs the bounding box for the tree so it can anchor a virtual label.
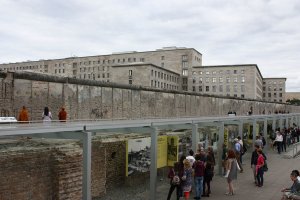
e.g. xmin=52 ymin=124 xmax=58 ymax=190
xmin=286 ymin=98 xmax=300 ymax=105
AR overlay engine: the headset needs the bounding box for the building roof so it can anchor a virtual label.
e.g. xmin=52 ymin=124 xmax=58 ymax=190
xmin=0 ymin=47 xmax=201 ymax=65
xmin=263 ymin=77 xmax=287 ymax=80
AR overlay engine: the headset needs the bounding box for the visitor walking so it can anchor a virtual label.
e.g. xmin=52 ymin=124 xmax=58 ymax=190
xmin=224 ymin=149 xmax=238 ymax=196
xmin=256 ymin=149 xmax=265 ymax=187
xmin=181 ymin=159 xmax=193 ymax=200
xmin=193 ymin=154 xmax=205 ymax=200
xmin=202 ymin=146 xmax=215 ymax=197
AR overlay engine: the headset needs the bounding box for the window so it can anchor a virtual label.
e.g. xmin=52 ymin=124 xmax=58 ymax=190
xmin=129 ymin=70 xmax=132 ymax=77
xmin=226 ymin=70 xmax=230 ymax=74
xmin=234 ymin=94 xmax=237 ymax=97
xmin=212 ymin=85 xmax=216 ymax=92
xmin=161 ymin=63 xmax=164 ymax=67
xmin=205 ymin=71 xmax=210 ymax=75
xmin=182 ymin=55 xmax=187 ymax=60
xmin=192 ymin=86 xmax=195 ymax=91
xmin=212 ymin=71 xmax=217 ymax=75
xmin=182 ymin=69 xmax=188 ymax=76
xmin=128 ymin=58 xmax=131 ymax=62
xmin=219 ymin=85 xmax=223 ymax=92
xmin=233 ymin=77 xmax=238 ymax=83
xmin=279 ymin=87 xmax=283 ymax=91
xmin=199 ymin=71 xmax=203 ymax=75
xmin=226 ymin=77 xmax=230 ymax=83
xmin=219 ymin=70 xmax=223 ymax=74
xmin=158 ymin=72 xmax=160 ymax=77
xmin=161 ymin=56 xmax=165 ymax=60
xmin=263 ymin=86 xmax=266 ymax=91
xmin=226 ymin=85 xmax=230 ymax=92
xmin=241 ymin=76 xmax=245 ymax=83
xmin=268 ymin=86 xmax=271 ymax=91
xmin=206 ymin=86 xmax=209 ymax=92
xmin=205 ymin=77 xmax=210 ymax=83
xmin=155 ymin=71 xmax=157 ymax=77
xmin=263 ymin=93 xmax=265 ymax=98
xmin=55 ymin=69 xmax=57 ymax=73
xmin=274 ymin=87 xmax=277 ymax=91
xmin=279 ymin=93 xmax=282 ymax=97
xmin=192 ymin=71 xmax=197 ymax=75
xmin=182 ymin=61 xmax=188 ymax=68
xmin=199 ymin=77 xmax=203 ymax=83
xmin=219 ymin=77 xmax=223 ymax=83
xmin=192 ymin=78 xmax=196 ymax=84
xmin=212 ymin=77 xmax=216 ymax=83
xmin=129 ymin=80 xmax=132 ymax=84
xmin=199 ymin=86 xmax=203 ymax=92
xmin=268 ymin=93 xmax=271 ymax=97
xmin=234 ymin=70 xmax=237 ymax=74
xmin=234 ymin=85 xmax=238 ymax=92
xmin=241 ymin=70 xmax=245 ymax=74
xmin=151 ymin=80 xmax=153 ymax=87
xmin=241 ymin=85 xmax=245 ymax=92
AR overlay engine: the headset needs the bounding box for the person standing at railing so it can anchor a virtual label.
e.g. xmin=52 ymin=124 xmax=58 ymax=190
xmin=42 ymin=107 xmax=52 ymax=123
xmin=18 ymin=106 xmax=29 ymax=123
xmin=58 ymin=107 xmax=67 ymax=122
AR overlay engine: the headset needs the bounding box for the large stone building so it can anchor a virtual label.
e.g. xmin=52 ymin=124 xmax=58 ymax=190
xmin=0 ymin=46 xmax=286 ymax=101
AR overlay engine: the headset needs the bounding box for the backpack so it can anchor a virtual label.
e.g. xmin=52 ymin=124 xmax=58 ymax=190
xmin=172 ymin=175 xmax=180 ymax=185
xmin=262 ymin=137 xmax=266 ymax=146
xmin=194 ymin=160 xmax=205 ymax=177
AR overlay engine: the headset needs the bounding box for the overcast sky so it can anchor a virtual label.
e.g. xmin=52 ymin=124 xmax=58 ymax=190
xmin=0 ymin=0 xmax=299 ymax=91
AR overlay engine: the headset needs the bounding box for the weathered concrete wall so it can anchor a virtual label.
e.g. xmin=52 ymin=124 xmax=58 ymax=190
xmin=1 ymin=71 xmax=299 ymax=121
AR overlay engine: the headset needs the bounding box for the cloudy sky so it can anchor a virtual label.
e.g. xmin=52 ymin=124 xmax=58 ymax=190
xmin=0 ymin=0 xmax=300 ymax=91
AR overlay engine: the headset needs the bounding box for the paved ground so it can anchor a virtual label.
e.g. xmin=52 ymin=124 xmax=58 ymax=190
xmin=99 ymin=146 xmax=300 ymax=200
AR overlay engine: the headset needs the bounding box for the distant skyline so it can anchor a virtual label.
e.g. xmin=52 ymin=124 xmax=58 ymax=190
xmin=0 ymin=0 xmax=299 ymax=91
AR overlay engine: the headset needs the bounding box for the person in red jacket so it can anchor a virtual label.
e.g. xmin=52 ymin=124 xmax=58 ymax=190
xmin=58 ymin=107 xmax=67 ymax=122
xmin=18 ymin=106 xmax=29 ymax=123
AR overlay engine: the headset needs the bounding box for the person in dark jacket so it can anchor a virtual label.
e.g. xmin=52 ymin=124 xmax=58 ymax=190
xmin=203 ymin=146 xmax=215 ymax=197
xmin=251 ymin=145 xmax=267 ymax=185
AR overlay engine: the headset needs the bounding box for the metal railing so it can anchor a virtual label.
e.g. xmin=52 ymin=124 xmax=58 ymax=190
xmin=292 ymin=142 xmax=300 ymax=158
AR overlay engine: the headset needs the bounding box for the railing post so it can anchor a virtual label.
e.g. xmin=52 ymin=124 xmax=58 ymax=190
xmin=83 ymin=131 xmax=92 ymax=200
xmin=150 ymin=126 xmax=158 ymax=200
xmin=192 ymin=123 xmax=199 ymax=153
xmin=218 ymin=121 xmax=224 ymax=176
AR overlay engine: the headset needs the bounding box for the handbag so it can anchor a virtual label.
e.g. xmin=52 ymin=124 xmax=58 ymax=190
xmin=262 ymin=161 xmax=268 ymax=172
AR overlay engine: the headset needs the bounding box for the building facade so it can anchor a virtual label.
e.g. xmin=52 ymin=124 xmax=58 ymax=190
xmin=190 ymin=64 xmax=263 ymax=100
xmin=0 ymin=47 xmax=286 ymax=102
xmin=262 ymin=78 xmax=286 ymax=102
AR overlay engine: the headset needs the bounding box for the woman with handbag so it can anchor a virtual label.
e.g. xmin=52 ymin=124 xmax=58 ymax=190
xmin=224 ymin=149 xmax=238 ymax=196
xmin=256 ymin=149 xmax=265 ymax=187
xmin=181 ymin=159 xmax=193 ymax=200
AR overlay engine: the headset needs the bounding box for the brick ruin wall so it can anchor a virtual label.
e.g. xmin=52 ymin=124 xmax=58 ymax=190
xmin=0 ymin=137 xmax=127 ymax=200
xmin=1 ymin=71 xmax=299 ymax=121
xmin=0 ymin=139 xmax=83 ymax=200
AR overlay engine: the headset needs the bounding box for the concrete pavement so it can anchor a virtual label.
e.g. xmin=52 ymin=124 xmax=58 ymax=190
xmin=155 ymin=148 xmax=300 ymax=200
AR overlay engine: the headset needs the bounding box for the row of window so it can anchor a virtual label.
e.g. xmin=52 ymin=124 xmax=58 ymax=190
xmin=1 ymin=65 xmax=47 ymax=71
xmin=193 ymin=69 xmax=245 ymax=75
xmin=150 ymin=80 xmax=178 ymax=90
xmin=263 ymin=81 xmax=284 ymax=85
xmin=79 ymin=66 xmax=110 ymax=73
xmin=151 ymin=70 xmax=179 ymax=83
xmin=55 ymin=69 xmax=65 ymax=74
xmin=263 ymin=86 xmax=284 ymax=91
xmin=78 ymin=73 xmax=110 ymax=79
xmin=193 ymin=85 xmax=246 ymax=93
xmin=73 ymin=57 xmax=146 ymax=66
xmin=263 ymin=93 xmax=283 ymax=97
xmin=192 ymin=76 xmax=245 ymax=84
